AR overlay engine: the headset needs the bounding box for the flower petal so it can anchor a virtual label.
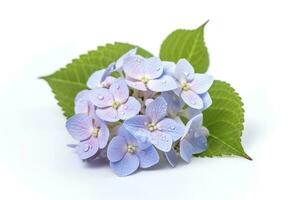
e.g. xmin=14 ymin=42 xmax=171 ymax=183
xmin=123 ymin=115 xmax=151 ymax=142
xmin=109 ymin=79 xmax=129 ymax=103
xmin=145 ymin=98 xmax=154 ymax=107
xmin=74 ymin=90 xmax=94 ymax=115
xmin=200 ymin=92 xmax=212 ymax=110
xmin=186 ymin=133 xmax=208 ymax=154
xmin=149 ymin=131 xmax=172 ymax=152
xmin=74 ymin=89 xmax=89 ymax=102
xmin=110 ymin=152 xmax=140 ymax=176
xmin=165 ymin=148 xmax=177 ymax=167
xmin=118 ymin=125 xmax=152 ymax=150
xmin=87 ymin=69 xmax=106 ymax=89
xmin=97 ymin=120 xmax=110 ymax=149
xmin=173 ymin=88 xmax=182 ymax=96
xmin=123 ymin=56 xmax=145 ymax=79
xmin=107 ymin=136 xmax=127 ymax=162
xmin=136 ymin=145 xmax=159 ymax=168
xmin=105 ymin=62 xmax=116 ymax=74
xmin=117 ymin=126 xmax=137 ymax=144
xmin=184 ymin=114 xmax=208 ymax=154
xmin=96 ymin=107 xmax=119 ymax=122
xmin=124 ymin=115 xmax=149 ymax=129
xmin=199 ymin=126 xmax=209 ymax=137
xmin=156 ymin=118 xmax=185 ymax=141
xmin=147 ymin=75 xmax=178 ymax=92
xmin=101 ymin=76 xmax=116 ymax=88
xmin=161 ymin=91 xmax=184 ymax=116
xmin=66 ymin=114 xmax=93 ymax=141
xmin=143 ymin=57 xmax=163 ymax=79
xmin=75 ymin=100 xmax=87 ymax=114
xmin=126 ymin=80 xmax=147 ymax=91
xmin=89 ymin=88 xmax=114 ymax=108
xmin=175 ymin=59 xmax=195 ymax=82
xmin=118 ymin=97 xmax=141 ymax=120
xmin=185 ymin=114 xmax=203 ymax=137
xmin=162 ymin=61 xmax=176 ymax=76
xmin=180 ymin=140 xmax=194 ymax=163
xmin=190 ymin=74 xmax=214 ymax=94
xmin=181 ymin=90 xmax=203 ymax=109
xmin=187 ymin=107 xmax=202 ymax=119
xmin=115 ymin=48 xmax=137 ymax=70
xmin=145 ymin=96 xmax=167 ymax=123
xmin=76 ymin=137 xmax=99 ymax=160
xmin=75 ymin=99 xmax=95 ymax=116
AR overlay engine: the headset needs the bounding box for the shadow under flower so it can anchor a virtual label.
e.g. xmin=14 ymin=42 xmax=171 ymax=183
xmin=83 ymin=156 xmax=109 ymax=169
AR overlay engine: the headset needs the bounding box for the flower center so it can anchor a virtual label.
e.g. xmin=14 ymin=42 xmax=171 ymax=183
xmin=91 ymin=127 xmax=100 ymax=137
xmin=181 ymin=82 xmax=190 ymax=91
xmin=112 ymin=101 xmax=121 ymax=109
xmin=147 ymin=122 xmax=157 ymax=132
xmin=140 ymin=76 xmax=149 ymax=84
xmin=127 ymin=144 xmax=136 ymax=153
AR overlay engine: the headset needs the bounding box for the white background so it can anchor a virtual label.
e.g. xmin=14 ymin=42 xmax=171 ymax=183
xmin=0 ymin=0 xmax=299 ymax=199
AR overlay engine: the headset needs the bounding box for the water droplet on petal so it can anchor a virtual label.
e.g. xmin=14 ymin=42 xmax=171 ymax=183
xmin=184 ymin=72 xmax=189 ymax=76
xmin=191 ymin=101 xmax=196 ymax=105
xmin=116 ymin=85 xmax=120 ymax=89
xmin=123 ymin=105 xmax=128 ymax=110
xmin=156 ymin=67 xmax=160 ymax=71
xmin=120 ymin=111 xmax=125 ymax=115
xmin=98 ymin=95 xmax=104 ymax=100
xmin=171 ymin=126 xmax=175 ymax=130
xmin=83 ymin=144 xmax=90 ymax=152
xmin=162 ymin=80 xmax=167 ymax=84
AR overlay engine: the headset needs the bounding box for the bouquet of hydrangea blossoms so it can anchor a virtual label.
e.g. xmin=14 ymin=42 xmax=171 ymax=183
xmin=66 ymin=48 xmax=213 ymax=176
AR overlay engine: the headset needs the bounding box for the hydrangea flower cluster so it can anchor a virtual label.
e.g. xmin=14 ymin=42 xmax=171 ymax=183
xmin=66 ymin=48 xmax=214 ymax=176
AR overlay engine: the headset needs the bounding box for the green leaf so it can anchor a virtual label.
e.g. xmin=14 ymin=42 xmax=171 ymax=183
xmin=195 ymin=80 xmax=251 ymax=160
xmin=159 ymin=21 xmax=209 ymax=73
xmin=41 ymin=42 xmax=153 ymax=118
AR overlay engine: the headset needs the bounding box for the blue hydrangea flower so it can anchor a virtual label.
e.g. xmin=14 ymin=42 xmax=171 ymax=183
xmin=165 ymin=114 xmax=208 ymax=166
xmin=89 ymin=78 xmax=141 ymax=122
xmin=123 ymin=57 xmax=178 ymax=92
xmin=161 ymin=91 xmax=184 ymax=117
xmin=66 ymin=114 xmax=110 ymax=160
xmin=161 ymin=91 xmax=212 ymax=119
xmin=88 ymin=48 xmax=136 ymax=77
xmin=107 ymin=126 xmax=159 ymax=176
xmin=86 ymin=66 xmax=116 ymax=89
xmin=124 ymin=97 xmax=185 ymax=152
xmin=87 ymin=48 xmax=138 ymax=89
xmin=173 ymin=59 xmax=213 ymax=109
